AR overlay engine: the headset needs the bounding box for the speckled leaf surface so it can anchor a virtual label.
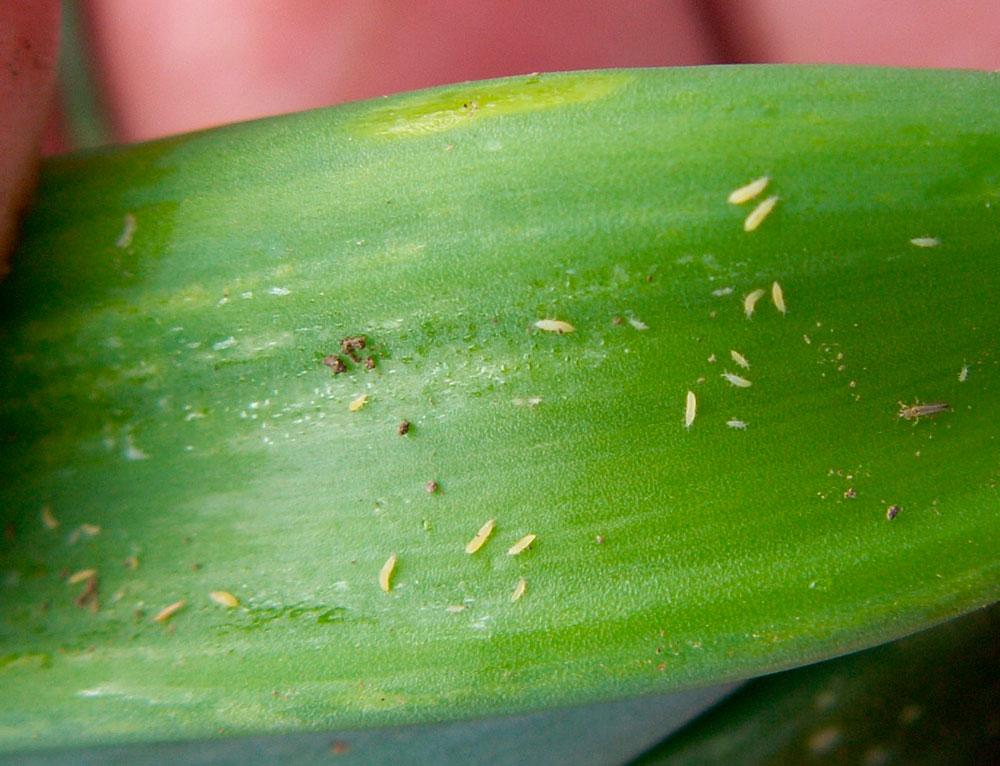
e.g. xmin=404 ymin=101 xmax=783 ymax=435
xmin=0 ymin=66 xmax=998 ymax=753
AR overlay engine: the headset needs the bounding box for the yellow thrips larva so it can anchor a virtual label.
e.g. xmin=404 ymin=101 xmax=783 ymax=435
xmin=507 ymin=534 xmax=536 ymax=556
xmin=730 ymin=350 xmax=750 ymax=369
xmin=898 ymin=401 xmax=951 ymax=420
xmin=534 ymin=319 xmax=575 ymax=334
xmin=743 ymin=195 xmax=778 ymax=232
xmin=726 ymin=419 xmax=748 ymax=430
xmin=722 ymin=371 xmax=752 ymax=388
xmin=209 ymin=591 xmax=240 ymax=608
xmin=349 ymin=394 xmax=368 ymax=412
xmin=909 ymin=237 xmax=940 ymax=248
xmin=743 ymin=288 xmax=765 ymax=319
xmin=41 ymin=505 xmax=59 ymax=529
xmin=67 ymin=568 xmax=96 ymax=584
xmin=153 ymin=599 xmax=186 ymax=623
xmin=771 ymin=281 xmax=786 ymax=315
xmin=959 ymin=365 xmax=969 ymax=383
xmin=684 ymin=390 xmax=697 ymax=430
xmin=116 ymin=213 xmax=137 ymax=248
xmin=727 ymin=176 xmax=770 ymax=205
xmin=465 ymin=518 xmax=496 ymax=554
xmin=379 ymin=553 xmax=398 ymax=593
xmin=445 ymin=604 xmax=466 ymax=613
xmin=511 ymin=577 xmax=527 ymax=602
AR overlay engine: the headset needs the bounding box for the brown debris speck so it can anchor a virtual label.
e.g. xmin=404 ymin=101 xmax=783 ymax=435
xmin=397 ymin=420 xmax=411 ymax=436
xmin=322 ymin=355 xmax=347 ymax=374
xmin=73 ymin=573 xmax=99 ymax=613
xmin=425 ymin=480 xmax=439 ymax=494
xmin=886 ymin=505 xmax=901 ymax=521
xmin=330 ymin=740 xmax=350 ymax=755
xmin=340 ymin=335 xmax=367 ymax=362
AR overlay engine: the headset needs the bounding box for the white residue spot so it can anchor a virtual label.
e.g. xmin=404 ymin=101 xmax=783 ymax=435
xmin=628 ymin=318 xmax=649 ymax=331
xmin=722 ymin=371 xmax=752 ymax=388
xmin=513 ymin=397 xmax=542 ymax=407
xmin=535 ymin=319 xmax=575 ymax=334
xmin=124 ymin=434 xmax=149 ymax=461
xmin=730 ymin=350 xmax=750 ymax=369
xmin=711 ymin=286 xmax=734 ymax=297
xmin=743 ymin=288 xmax=765 ymax=319
xmin=726 ymin=419 xmax=748 ymax=430
xmin=727 ymin=176 xmax=769 ymax=205
xmin=684 ymin=390 xmax=697 ymax=430
xmin=268 ymin=287 xmax=291 ymax=296
xmin=910 ymin=237 xmax=940 ymax=248
xmin=803 ymin=334 xmax=812 ymax=345
xmin=115 ymin=213 xmax=137 ymax=248
xmin=212 ymin=337 xmax=237 ymax=351
xmin=959 ymin=364 xmax=969 ymax=382
xmin=743 ymin=195 xmax=778 ymax=232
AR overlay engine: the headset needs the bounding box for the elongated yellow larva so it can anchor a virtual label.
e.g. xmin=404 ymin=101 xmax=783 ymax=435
xmin=910 ymin=237 xmax=939 ymax=248
xmin=209 ymin=591 xmax=240 ymax=608
xmin=379 ymin=553 xmax=398 ymax=593
xmin=511 ymin=577 xmax=527 ymax=602
xmin=154 ymin=600 xmax=186 ymax=623
xmin=684 ymin=390 xmax=697 ymax=430
xmin=730 ymin=350 xmax=750 ymax=369
xmin=67 ymin=569 xmax=96 ymax=585
xmin=507 ymin=534 xmax=536 ymax=556
xmin=771 ymin=281 xmax=786 ymax=315
xmin=959 ymin=364 xmax=969 ymax=382
xmin=743 ymin=289 xmax=765 ymax=319
xmin=349 ymin=394 xmax=368 ymax=412
xmin=728 ymin=176 xmax=770 ymax=205
xmin=743 ymin=195 xmax=778 ymax=232
xmin=41 ymin=505 xmax=59 ymax=529
xmin=534 ymin=319 xmax=576 ymax=334
xmin=465 ymin=519 xmax=496 ymax=554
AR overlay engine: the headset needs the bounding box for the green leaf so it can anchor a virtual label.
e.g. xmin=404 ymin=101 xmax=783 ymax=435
xmin=633 ymin=604 xmax=1000 ymax=765
xmin=1 ymin=66 xmax=998 ymax=752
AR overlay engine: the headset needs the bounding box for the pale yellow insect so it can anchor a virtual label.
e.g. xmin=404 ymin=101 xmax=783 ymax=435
xmin=730 ymin=350 xmax=750 ymax=369
xmin=379 ymin=553 xmax=398 ymax=593
xmin=507 ymin=534 xmax=536 ymax=556
xmin=771 ymin=281 xmax=786 ymax=315
xmin=722 ymin=372 xmax=752 ymax=388
xmin=743 ymin=195 xmax=778 ymax=232
xmin=67 ymin=568 xmax=96 ymax=585
xmin=154 ymin=599 xmax=186 ymax=623
xmin=465 ymin=518 xmax=496 ymax=554
xmin=959 ymin=364 xmax=969 ymax=383
xmin=79 ymin=523 xmax=101 ymax=537
xmin=209 ymin=591 xmax=240 ymax=608
xmin=684 ymin=390 xmax=697 ymax=430
xmin=743 ymin=288 xmax=765 ymax=319
xmin=349 ymin=394 xmax=368 ymax=412
xmin=534 ymin=319 xmax=575 ymax=334
xmin=445 ymin=604 xmax=467 ymax=613
xmin=727 ymin=176 xmax=770 ymax=205
xmin=41 ymin=505 xmax=59 ymax=530
xmin=910 ymin=237 xmax=940 ymax=248
xmin=726 ymin=419 xmax=748 ymax=430
xmin=511 ymin=577 xmax=527 ymax=602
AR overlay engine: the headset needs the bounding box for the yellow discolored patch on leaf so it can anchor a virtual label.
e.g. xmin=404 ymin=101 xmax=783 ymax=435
xmin=356 ymin=72 xmax=631 ymax=138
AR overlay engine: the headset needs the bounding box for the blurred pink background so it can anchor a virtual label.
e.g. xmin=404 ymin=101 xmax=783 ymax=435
xmin=75 ymin=0 xmax=1000 ymax=143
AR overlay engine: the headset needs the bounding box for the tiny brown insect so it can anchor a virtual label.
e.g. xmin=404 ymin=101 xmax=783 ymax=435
xmin=425 ymin=480 xmax=439 ymax=494
xmin=897 ymin=401 xmax=950 ymax=421
xmin=364 ymin=356 xmax=376 ymax=370
xmin=886 ymin=504 xmax=901 ymax=521
xmin=397 ymin=420 xmax=411 ymax=436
